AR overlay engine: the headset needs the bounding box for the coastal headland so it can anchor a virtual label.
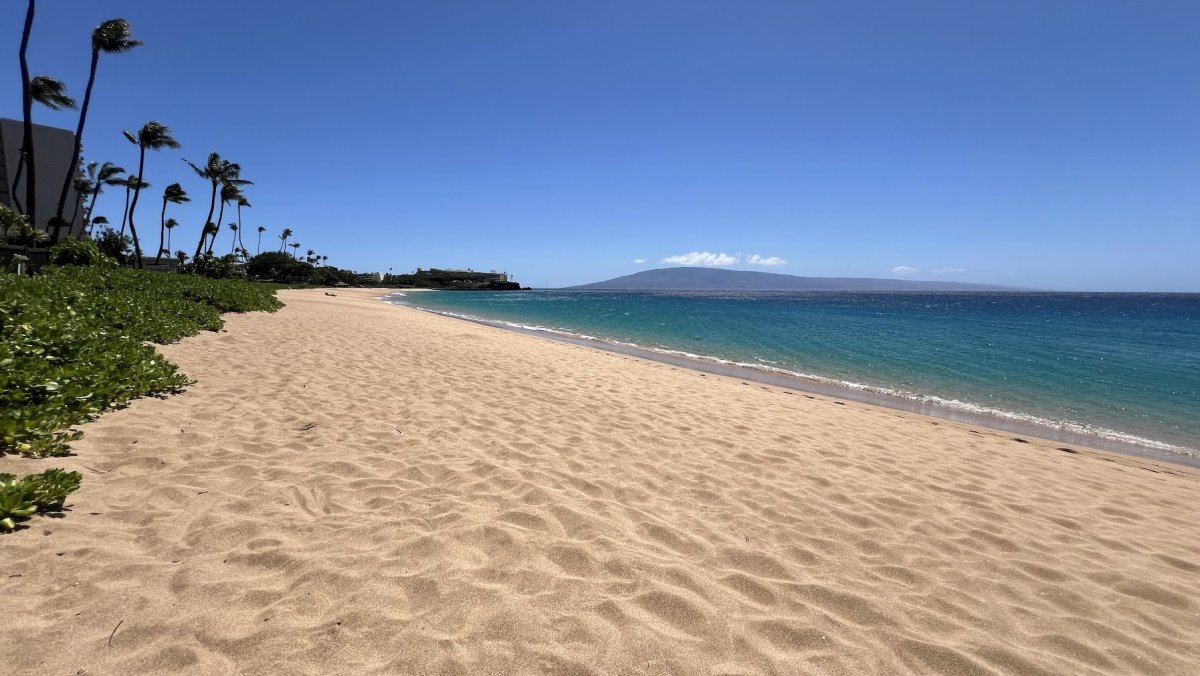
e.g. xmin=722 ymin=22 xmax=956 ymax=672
xmin=2 ymin=288 xmax=1198 ymax=674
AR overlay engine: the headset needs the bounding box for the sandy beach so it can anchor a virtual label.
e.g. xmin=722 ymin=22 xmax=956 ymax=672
xmin=2 ymin=287 xmax=1198 ymax=674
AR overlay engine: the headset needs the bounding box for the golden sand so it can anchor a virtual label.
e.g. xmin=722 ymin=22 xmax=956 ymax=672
xmin=2 ymin=288 xmax=1198 ymax=674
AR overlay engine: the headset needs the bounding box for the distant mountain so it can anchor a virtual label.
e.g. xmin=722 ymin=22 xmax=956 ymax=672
xmin=570 ymin=267 xmax=1020 ymax=292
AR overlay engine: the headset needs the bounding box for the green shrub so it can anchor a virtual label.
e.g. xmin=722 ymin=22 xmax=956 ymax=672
xmin=180 ymin=253 xmax=244 ymax=279
xmin=0 ymin=469 xmax=82 ymax=531
xmin=93 ymin=227 xmax=132 ymax=263
xmin=246 ymin=251 xmax=315 ymax=284
xmin=48 ymin=238 xmax=115 ymax=267
xmin=0 ymin=266 xmax=282 ymax=457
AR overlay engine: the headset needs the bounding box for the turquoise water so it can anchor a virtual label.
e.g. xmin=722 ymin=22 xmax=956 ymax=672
xmin=385 ymin=290 xmax=1200 ymax=459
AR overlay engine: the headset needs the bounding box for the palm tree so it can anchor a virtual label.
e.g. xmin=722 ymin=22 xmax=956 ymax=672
xmin=53 ymin=18 xmax=141 ymax=241
xmin=278 ymin=227 xmax=292 ymax=252
xmin=289 ymin=242 xmax=301 ymax=259
xmin=123 ymin=121 xmax=179 ymax=268
xmin=256 ymin=225 xmax=266 ymax=254
xmin=155 ymin=183 xmax=188 ymax=264
xmin=88 ymin=216 xmax=109 ymax=236
xmin=83 ymin=162 xmax=125 ymax=234
xmin=211 ymin=183 xmax=243 ymax=253
xmin=228 ymin=223 xmax=239 ymax=254
xmin=306 ymin=248 xmax=316 ymax=265
xmin=16 ymin=0 xmax=35 ymax=223
xmin=116 ymin=176 xmax=135 ymax=236
xmin=183 ymin=152 xmax=251 ymax=259
xmin=163 ymin=218 xmax=178 ymax=258
xmin=71 ymin=171 xmax=92 ymax=229
xmin=321 ymin=255 xmax=329 ymax=266
xmin=235 ymin=196 xmax=251 ymax=253
xmin=199 ymin=222 xmax=220 ymax=256
xmin=11 ymin=75 xmax=76 ymax=217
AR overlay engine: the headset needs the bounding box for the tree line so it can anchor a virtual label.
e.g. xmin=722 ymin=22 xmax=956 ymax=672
xmin=9 ymin=2 xmax=327 ymax=270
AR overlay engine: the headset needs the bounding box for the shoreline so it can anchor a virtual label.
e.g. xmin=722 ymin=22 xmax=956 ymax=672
xmin=383 ymin=294 xmax=1200 ymax=469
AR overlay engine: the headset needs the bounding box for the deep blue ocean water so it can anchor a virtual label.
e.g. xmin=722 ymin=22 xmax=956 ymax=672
xmin=385 ymin=290 xmax=1200 ymax=459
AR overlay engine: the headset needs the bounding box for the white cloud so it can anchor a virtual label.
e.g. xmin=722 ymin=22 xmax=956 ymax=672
xmin=892 ymin=266 xmax=919 ymax=275
xmin=746 ymin=254 xmax=787 ymax=267
xmin=660 ymin=251 xmax=738 ymax=266
xmin=931 ymin=267 xmax=964 ymax=274
xmin=633 ymin=258 xmax=647 ymax=264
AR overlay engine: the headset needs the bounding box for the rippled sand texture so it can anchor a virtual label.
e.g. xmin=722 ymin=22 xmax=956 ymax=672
xmin=2 ymin=288 xmax=1198 ymax=675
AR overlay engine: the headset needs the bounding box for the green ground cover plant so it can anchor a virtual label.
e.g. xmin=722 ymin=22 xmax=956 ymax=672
xmin=0 ymin=469 xmax=83 ymax=531
xmin=1 ymin=264 xmax=282 ymax=457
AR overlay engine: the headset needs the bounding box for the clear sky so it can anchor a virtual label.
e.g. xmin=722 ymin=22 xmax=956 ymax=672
xmin=7 ymin=1 xmax=1199 ymax=290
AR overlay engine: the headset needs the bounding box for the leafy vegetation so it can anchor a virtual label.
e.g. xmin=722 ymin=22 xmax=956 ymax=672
xmin=0 ymin=469 xmax=82 ymax=531
xmin=47 ymin=237 xmax=111 ymax=267
xmin=0 ymin=266 xmax=281 ymax=457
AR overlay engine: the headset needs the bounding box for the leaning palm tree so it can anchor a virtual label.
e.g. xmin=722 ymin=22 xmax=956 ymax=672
xmin=256 ymin=225 xmax=266 ymax=254
xmin=228 ymin=223 xmax=239 ymax=254
xmin=11 ymin=74 xmax=77 ymax=218
xmin=183 ymin=152 xmax=250 ymax=259
xmin=278 ymin=227 xmax=293 ymax=252
xmin=289 ymin=242 xmax=301 ymax=260
xmin=155 ymin=182 xmax=189 ymax=264
xmin=123 ymin=121 xmax=180 ymax=267
xmin=83 ymin=162 xmax=125 ymax=231
xmin=53 ymin=18 xmax=141 ymax=241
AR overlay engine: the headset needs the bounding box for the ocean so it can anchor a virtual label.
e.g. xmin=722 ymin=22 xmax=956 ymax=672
xmin=383 ymin=290 xmax=1200 ymax=464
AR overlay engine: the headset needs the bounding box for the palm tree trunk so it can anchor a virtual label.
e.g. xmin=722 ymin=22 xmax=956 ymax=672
xmin=207 ymin=199 xmax=226 ymax=256
xmin=85 ymin=183 xmax=102 ymax=235
xmin=119 ymin=184 xmax=131 ymax=237
xmin=166 ymin=226 xmax=172 ymax=253
xmin=155 ymin=196 xmax=167 ymax=264
xmin=71 ymin=191 xmax=83 ymax=236
xmin=128 ymin=146 xmax=146 ymax=268
xmin=18 ymin=0 xmax=36 ymax=225
xmin=193 ymin=180 xmax=217 ymax=260
xmin=236 ymin=204 xmax=246 ymax=254
xmin=56 ymin=47 xmax=100 ymax=242
xmin=256 ymin=231 xmax=262 ymax=254
xmin=10 ymin=157 xmax=25 ymax=214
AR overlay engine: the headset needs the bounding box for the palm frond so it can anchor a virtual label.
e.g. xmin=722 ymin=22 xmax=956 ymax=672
xmin=92 ymin=19 xmax=142 ymax=54
xmin=182 ymin=158 xmax=208 ymax=179
xmin=163 ymin=182 xmax=190 ymax=203
xmin=30 ymin=76 xmax=76 ymax=110
xmin=98 ymin=162 xmax=125 ymax=182
xmin=137 ymin=121 xmax=180 ymax=150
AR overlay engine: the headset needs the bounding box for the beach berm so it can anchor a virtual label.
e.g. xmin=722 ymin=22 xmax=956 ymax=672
xmin=1 ymin=288 xmax=1197 ymax=674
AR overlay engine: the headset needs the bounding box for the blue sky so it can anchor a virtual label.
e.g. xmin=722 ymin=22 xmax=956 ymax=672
xmin=7 ymin=1 xmax=1199 ymax=290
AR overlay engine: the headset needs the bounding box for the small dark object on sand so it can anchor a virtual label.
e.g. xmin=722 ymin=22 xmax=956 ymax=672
xmin=325 ymin=292 xmax=337 ymax=296
xmin=1057 ymin=447 xmax=1078 ymax=454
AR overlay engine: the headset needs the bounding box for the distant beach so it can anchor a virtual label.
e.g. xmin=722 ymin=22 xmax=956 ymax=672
xmin=4 ymin=288 xmax=1198 ymax=674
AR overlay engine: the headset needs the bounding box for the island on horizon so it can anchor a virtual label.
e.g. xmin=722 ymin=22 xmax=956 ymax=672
xmin=570 ymin=267 xmax=1023 ymax=292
